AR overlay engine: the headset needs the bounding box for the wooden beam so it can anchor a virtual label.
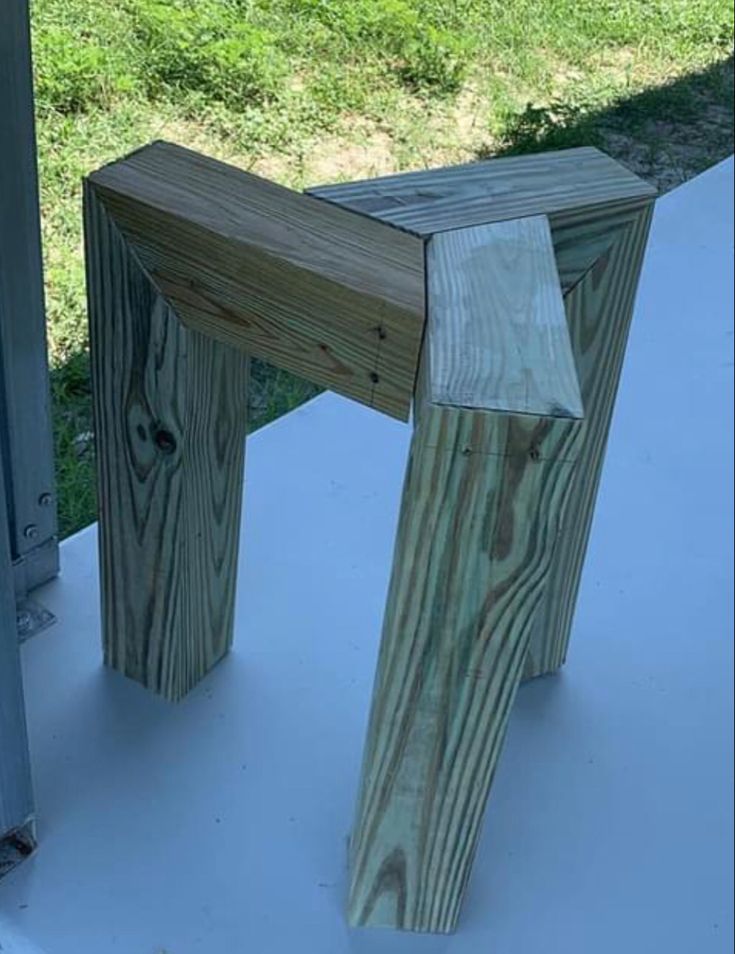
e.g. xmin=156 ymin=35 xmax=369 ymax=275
xmin=347 ymin=217 xmax=584 ymax=932
xmin=524 ymin=202 xmax=654 ymax=678
xmin=89 ymin=141 xmax=425 ymax=421
xmin=309 ymin=146 xmax=655 ymax=234
xmin=84 ymin=183 xmax=250 ymax=701
xmin=309 ymin=147 xmax=655 ymax=293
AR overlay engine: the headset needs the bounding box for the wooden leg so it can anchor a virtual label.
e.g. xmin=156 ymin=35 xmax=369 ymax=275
xmin=84 ymin=184 xmax=249 ymax=701
xmin=524 ymin=204 xmax=654 ymax=679
xmin=347 ymin=404 xmax=583 ymax=932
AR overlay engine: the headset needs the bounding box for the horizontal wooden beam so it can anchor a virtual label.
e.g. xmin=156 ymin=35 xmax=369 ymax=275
xmin=310 ymin=147 xmax=655 ymax=292
xmin=89 ymin=142 xmax=425 ymax=421
xmin=309 ymin=146 xmax=655 ymax=236
xmin=313 ymin=148 xmax=656 ymax=685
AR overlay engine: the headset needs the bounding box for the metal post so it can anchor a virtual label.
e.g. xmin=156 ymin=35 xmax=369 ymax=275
xmin=0 ymin=0 xmax=59 ymax=600
xmin=0 ymin=455 xmax=36 ymax=875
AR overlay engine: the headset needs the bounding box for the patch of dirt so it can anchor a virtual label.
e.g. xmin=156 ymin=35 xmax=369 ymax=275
xmin=252 ymin=125 xmax=396 ymax=188
xmin=159 ymin=59 xmax=732 ymax=197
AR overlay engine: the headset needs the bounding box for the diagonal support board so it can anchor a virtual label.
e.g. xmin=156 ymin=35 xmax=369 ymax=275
xmin=347 ymin=216 xmax=584 ymax=932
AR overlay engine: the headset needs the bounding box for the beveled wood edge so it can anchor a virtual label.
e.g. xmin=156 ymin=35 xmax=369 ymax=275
xmin=85 ymin=144 xmax=657 ymax=431
xmin=307 ymin=146 xmax=657 ymax=236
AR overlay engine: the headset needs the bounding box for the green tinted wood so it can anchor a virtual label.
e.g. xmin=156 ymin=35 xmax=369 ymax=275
xmin=90 ymin=141 xmax=425 ymax=421
xmin=309 ymin=147 xmax=655 ymax=235
xmin=348 ymin=405 xmax=583 ymax=932
xmin=426 ymin=216 xmax=583 ymax=418
xmin=524 ymin=202 xmax=654 ymax=678
xmin=85 ymin=183 xmax=250 ymax=701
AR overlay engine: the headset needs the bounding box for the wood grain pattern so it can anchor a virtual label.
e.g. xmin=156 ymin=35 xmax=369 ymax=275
xmin=84 ymin=183 xmax=250 ymax=701
xmin=524 ymin=202 xmax=655 ymax=678
xmin=550 ymin=198 xmax=645 ymax=292
xmin=311 ymin=148 xmax=654 ymax=294
xmin=348 ymin=405 xmax=583 ymax=932
xmin=348 ymin=227 xmax=584 ymax=931
xmin=90 ymin=141 xmax=425 ymax=421
xmin=309 ymin=146 xmax=655 ymax=236
xmin=426 ymin=216 xmax=583 ymax=418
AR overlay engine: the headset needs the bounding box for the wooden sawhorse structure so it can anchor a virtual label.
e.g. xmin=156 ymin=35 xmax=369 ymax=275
xmin=84 ymin=144 xmax=654 ymax=933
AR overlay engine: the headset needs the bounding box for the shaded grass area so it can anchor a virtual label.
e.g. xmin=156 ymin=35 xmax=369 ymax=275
xmin=32 ymin=0 xmax=733 ymax=537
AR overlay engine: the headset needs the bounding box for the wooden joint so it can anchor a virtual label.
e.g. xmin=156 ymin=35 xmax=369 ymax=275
xmin=87 ymin=141 xmax=425 ymax=421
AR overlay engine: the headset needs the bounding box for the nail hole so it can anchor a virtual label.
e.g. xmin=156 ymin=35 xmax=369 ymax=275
xmin=154 ymin=429 xmax=177 ymax=454
xmin=529 ymin=445 xmax=541 ymax=461
xmin=369 ymin=372 xmax=380 ymax=384
xmin=377 ymin=326 xmax=387 ymax=340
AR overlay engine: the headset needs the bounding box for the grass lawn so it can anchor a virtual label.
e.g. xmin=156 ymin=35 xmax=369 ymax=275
xmin=31 ymin=0 xmax=734 ymax=537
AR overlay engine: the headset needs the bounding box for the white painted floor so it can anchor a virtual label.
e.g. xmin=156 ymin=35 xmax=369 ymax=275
xmin=1 ymin=158 xmax=732 ymax=954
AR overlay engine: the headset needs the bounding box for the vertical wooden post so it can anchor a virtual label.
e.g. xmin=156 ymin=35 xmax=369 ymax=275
xmin=523 ymin=203 xmax=654 ymax=678
xmin=348 ymin=217 xmax=584 ymax=932
xmin=84 ymin=184 xmax=250 ymax=701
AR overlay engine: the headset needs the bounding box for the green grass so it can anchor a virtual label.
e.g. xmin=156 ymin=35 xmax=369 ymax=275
xmin=31 ymin=0 xmax=734 ymax=537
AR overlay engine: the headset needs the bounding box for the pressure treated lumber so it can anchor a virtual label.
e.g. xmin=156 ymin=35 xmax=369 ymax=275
xmin=524 ymin=201 xmax=654 ymax=678
xmin=316 ymin=147 xmax=656 ymax=680
xmin=309 ymin=146 xmax=655 ymax=293
xmin=347 ymin=219 xmax=584 ymax=932
xmin=84 ymin=183 xmax=250 ymax=701
xmin=310 ymin=146 xmax=655 ymax=235
xmin=89 ymin=141 xmax=425 ymax=421
xmin=426 ymin=216 xmax=583 ymax=418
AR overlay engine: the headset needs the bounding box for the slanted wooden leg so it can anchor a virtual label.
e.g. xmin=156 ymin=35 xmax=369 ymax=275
xmin=348 ymin=405 xmax=582 ymax=932
xmin=84 ymin=183 xmax=249 ymax=701
xmin=348 ymin=217 xmax=584 ymax=932
xmin=523 ymin=204 xmax=654 ymax=679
